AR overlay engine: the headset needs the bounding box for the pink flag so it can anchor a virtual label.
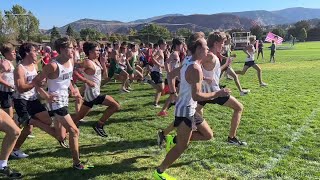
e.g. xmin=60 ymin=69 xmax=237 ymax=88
xmin=265 ymin=32 xmax=283 ymax=44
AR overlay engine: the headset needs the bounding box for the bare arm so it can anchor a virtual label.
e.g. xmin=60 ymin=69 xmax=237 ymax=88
xmin=152 ymin=51 xmax=164 ymax=67
xmin=32 ymin=63 xmax=55 ymax=86
xmin=243 ymin=45 xmax=252 ymax=57
xmin=126 ymin=52 xmax=134 ymax=71
xmin=167 ymin=66 xmax=182 ymax=94
xmin=186 ymin=64 xmax=230 ymax=102
xmin=14 ymin=66 xmax=35 ymax=93
xmin=0 ymin=61 xmax=14 ymax=88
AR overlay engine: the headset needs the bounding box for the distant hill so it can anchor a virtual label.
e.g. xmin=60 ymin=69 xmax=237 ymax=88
xmin=272 ymin=7 xmax=320 ymax=24
xmin=229 ymin=10 xmax=288 ymax=25
xmin=129 ymin=14 xmax=184 ymax=24
xmin=152 ymin=13 xmax=254 ymax=31
xmin=45 ymin=7 xmax=320 ymax=35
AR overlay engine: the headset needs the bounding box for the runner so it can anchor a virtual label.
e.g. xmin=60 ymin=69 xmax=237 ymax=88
xmin=157 ymin=38 xmax=183 ymax=117
xmin=153 ymin=32 xmax=230 ymax=180
xmin=72 ymin=41 xmax=120 ymax=137
xmin=33 ymin=37 xmax=92 ymax=170
xmin=0 ymin=43 xmax=16 ymax=118
xmin=235 ymin=36 xmax=268 ymax=87
xmin=197 ymin=32 xmax=247 ymax=146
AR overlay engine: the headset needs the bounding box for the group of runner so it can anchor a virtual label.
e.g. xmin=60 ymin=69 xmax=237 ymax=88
xmin=0 ymin=31 xmax=268 ymax=179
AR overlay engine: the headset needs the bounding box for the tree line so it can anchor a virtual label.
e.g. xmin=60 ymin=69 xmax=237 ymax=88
xmin=2 ymin=4 xmax=320 ymax=45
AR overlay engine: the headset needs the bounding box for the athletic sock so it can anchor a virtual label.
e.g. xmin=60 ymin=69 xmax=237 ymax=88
xmin=173 ymin=136 xmax=177 ymax=144
xmin=0 ymin=160 xmax=8 ymax=169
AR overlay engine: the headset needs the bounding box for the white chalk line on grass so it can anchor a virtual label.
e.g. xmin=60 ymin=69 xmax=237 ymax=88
xmin=252 ymin=102 xmax=320 ymax=178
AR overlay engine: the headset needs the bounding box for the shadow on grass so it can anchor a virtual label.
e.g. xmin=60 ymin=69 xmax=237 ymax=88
xmin=78 ymin=114 xmax=156 ymax=127
xmin=26 ymin=155 xmax=152 ymax=180
xmin=25 ymin=138 xmax=157 ymax=160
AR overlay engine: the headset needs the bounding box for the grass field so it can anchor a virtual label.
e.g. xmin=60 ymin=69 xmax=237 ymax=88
xmin=2 ymin=42 xmax=320 ymax=180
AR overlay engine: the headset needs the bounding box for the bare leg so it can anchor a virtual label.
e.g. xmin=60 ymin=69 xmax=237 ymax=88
xmin=98 ymin=96 xmax=121 ymax=125
xmin=0 ymin=110 xmax=21 ymax=161
xmin=227 ymin=67 xmax=243 ymax=92
xmin=55 ymin=114 xmax=80 ymax=165
xmin=154 ymin=83 xmax=164 ymax=105
xmin=158 ymin=119 xmax=213 ymax=172
xmin=235 ymin=65 xmax=250 ymax=75
xmin=222 ymin=96 xmax=243 ymax=138
xmin=14 ymin=125 xmax=33 ymax=150
xmin=252 ymin=64 xmax=263 ymax=84
xmin=3 ymin=107 xmax=13 ymax=119
xmin=72 ymin=105 xmax=91 ymax=125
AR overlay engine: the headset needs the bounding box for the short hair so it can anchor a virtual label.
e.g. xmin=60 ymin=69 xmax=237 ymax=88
xmin=129 ymin=43 xmax=136 ymax=49
xmin=187 ymin=32 xmax=205 ymax=54
xmin=225 ymin=33 xmax=231 ymax=40
xmin=19 ymin=43 xmax=36 ymax=59
xmin=207 ymin=32 xmax=226 ymax=48
xmin=0 ymin=43 xmax=15 ymax=55
xmin=54 ymin=37 xmax=73 ymax=53
xmin=83 ymin=41 xmax=99 ymax=56
xmin=121 ymin=41 xmax=127 ymax=47
xmin=171 ymin=38 xmax=182 ymax=51
xmin=249 ymin=36 xmax=256 ymax=42
xmin=158 ymin=39 xmax=166 ymax=46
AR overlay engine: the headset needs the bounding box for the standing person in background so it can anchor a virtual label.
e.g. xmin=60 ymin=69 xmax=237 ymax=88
xmin=257 ymin=40 xmax=264 ymax=60
xmin=270 ymin=40 xmax=276 ymax=63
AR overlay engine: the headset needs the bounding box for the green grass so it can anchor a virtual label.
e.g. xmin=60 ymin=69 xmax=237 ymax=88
xmin=2 ymin=42 xmax=320 ymax=180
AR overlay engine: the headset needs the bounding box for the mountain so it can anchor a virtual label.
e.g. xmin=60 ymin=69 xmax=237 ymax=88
xmin=229 ymin=7 xmax=320 ymax=25
xmin=47 ymin=18 xmax=127 ymax=34
xmin=46 ymin=7 xmax=320 ymax=35
xmin=229 ymin=10 xmax=289 ymax=25
xmin=129 ymin=14 xmax=184 ymax=24
xmin=272 ymin=7 xmax=320 ymax=23
xmin=152 ymin=14 xmax=255 ymax=31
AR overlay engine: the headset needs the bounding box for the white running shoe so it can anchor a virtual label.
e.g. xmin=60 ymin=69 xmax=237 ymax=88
xmin=260 ymin=82 xmax=268 ymax=87
xmin=11 ymin=150 xmax=29 ymax=158
xmin=240 ymin=89 xmax=250 ymax=96
xmin=27 ymin=134 xmax=35 ymax=138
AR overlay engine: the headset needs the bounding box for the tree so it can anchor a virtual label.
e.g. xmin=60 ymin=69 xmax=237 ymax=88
xmin=250 ymin=25 xmax=264 ymax=40
xmin=1 ymin=5 xmax=40 ymax=41
xmin=128 ymin=28 xmax=137 ymax=36
xmin=307 ymin=27 xmax=320 ymax=41
xmin=271 ymin=28 xmax=286 ymax=39
xmin=294 ymin=20 xmax=311 ymax=31
xmin=138 ymin=24 xmax=171 ymax=43
xmin=50 ymin=26 xmax=61 ymax=43
xmin=298 ymin=28 xmax=307 ymax=42
xmin=66 ymin=25 xmax=75 ymax=37
xmin=176 ymin=28 xmax=192 ymax=38
xmin=80 ymin=28 xmax=104 ymax=41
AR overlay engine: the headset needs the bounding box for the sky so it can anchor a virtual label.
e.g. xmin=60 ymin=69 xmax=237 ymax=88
xmin=1 ymin=0 xmax=320 ymax=29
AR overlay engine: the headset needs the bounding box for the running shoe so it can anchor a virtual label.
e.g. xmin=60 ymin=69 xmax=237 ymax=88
xmin=153 ymin=170 xmax=176 ymax=180
xmin=157 ymin=111 xmax=168 ymax=117
xmin=10 ymin=150 xmax=29 ymax=159
xmin=240 ymin=89 xmax=250 ymax=96
xmin=260 ymin=82 xmax=268 ymax=87
xmin=227 ymin=137 xmax=247 ymax=146
xmin=92 ymin=123 xmax=108 ymax=137
xmin=58 ymin=137 xmax=69 ymax=148
xmin=73 ymin=161 xmax=94 ymax=170
xmin=0 ymin=166 xmax=22 ymax=179
xmin=165 ymin=135 xmax=176 ymax=153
